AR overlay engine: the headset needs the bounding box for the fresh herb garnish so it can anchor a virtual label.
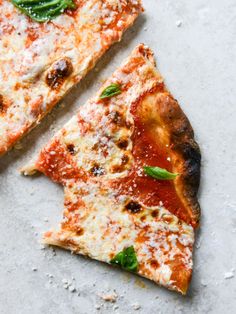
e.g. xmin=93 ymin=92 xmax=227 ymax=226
xmin=110 ymin=246 xmax=138 ymax=272
xmin=99 ymin=83 xmax=121 ymax=99
xmin=11 ymin=0 xmax=76 ymax=23
xmin=144 ymin=166 xmax=178 ymax=180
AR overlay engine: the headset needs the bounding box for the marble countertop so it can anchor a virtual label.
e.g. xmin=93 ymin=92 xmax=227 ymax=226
xmin=1 ymin=0 xmax=236 ymax=313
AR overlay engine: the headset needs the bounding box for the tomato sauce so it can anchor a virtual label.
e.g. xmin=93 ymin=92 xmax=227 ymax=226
xmin=113 ymin=102 xmax=190 ymax=225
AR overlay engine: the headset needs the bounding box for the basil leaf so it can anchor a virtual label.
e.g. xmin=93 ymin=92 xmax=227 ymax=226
xmin=11 ymin=0 xmax=76 ymax=23
xmin=110 ymin=246 xmax=138 ymax=272
xmin=100 ymin=83 xmax=121 ymax=99
xmin=144 ymin=166 xmax=178 ymax=180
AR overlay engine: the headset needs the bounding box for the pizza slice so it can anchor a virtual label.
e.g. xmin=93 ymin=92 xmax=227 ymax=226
xmin=0 ymin=0 xmax=143 ymax=155
xmin=22 ymin=44 xmax=201 ymax=294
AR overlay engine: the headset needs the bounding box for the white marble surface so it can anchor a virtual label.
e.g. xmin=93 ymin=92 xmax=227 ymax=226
xmin=1 ymin=0 xmax=236 ymax=313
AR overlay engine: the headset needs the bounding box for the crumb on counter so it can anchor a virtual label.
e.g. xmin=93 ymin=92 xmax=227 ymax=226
xmin=99 ymin=292 xmax=118 ymax=302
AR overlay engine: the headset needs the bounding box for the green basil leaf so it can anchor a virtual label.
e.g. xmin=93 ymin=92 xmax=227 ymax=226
xmin=11 ymin=0 xmax=76 ymax=23
xmin=110 ymin=246 xmax=138 ymax=272
xmin=144 ymin=166 xmax=178 ymax=180
xmin=99 ymin=83 xmax=122 ymax=99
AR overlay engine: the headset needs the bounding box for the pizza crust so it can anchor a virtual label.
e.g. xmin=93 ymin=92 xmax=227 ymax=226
xmin=159 ymin=95 xmax=201 ymax=228
xmin=121 ymin=44 xmax=201 ymax=227
xmin=132 ymin=48 xmax=201 ymax=227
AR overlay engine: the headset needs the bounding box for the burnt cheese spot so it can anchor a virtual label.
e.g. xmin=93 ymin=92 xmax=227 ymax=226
xmin=162 ymin=215 xmax=173 ymax=224
xmin=140 ymin=215 xmax=146 ymax=222
xmin=110 ymin=154 xmax=129 ymax=173
xmin=76 ymin=228 xmax=84 ymax=236
xmin=92 ymin=142 xmax=99 ymax=151
xmin=90 ymin=163 xmax=105 ymax=176
xmin=116 ymin=138 xmax=129 ymax=149
xmin=46 ymin=57 xmax=73 ymax=89
xmin=0 ymin=95 xmax=4 ymax=112
xmin=110 ymin=165 xmax=124 ymax=173
xmin=67 ymin=144 xmax=75 ymax=155
xmin=121 ymin=154 xmax=129 ymax=165
xmin=149 ymin=260 xmax=159 ymax=269
xmin=151 ymin=210 xmax=159 ymax=218
xmin=109 ymin=111 xmax=126 ymax=127
xmin=125 ymin=201 xmax=142 ymax=213
xmin=109 ymin=111 xmax=122 ymax=124
xmin=92 ymin=138 xmax=109 ymax=156
xmin=0 ymin=95 xmax=6 ymax=114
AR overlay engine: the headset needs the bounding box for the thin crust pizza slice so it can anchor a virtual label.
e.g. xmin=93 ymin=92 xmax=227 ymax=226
xmin=0 ymin=0 xmax=143 ymax=155
xmin=22 ymin=44 xmax=201 ymax=294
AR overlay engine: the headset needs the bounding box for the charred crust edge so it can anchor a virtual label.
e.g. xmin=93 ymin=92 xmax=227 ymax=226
xmin=132 ymin=44 xmax=201 ymax=227
xmin=158 ymin=93 xmax=201 ymax=227
xmin=174 ymin=139 xmax=201 ymax=227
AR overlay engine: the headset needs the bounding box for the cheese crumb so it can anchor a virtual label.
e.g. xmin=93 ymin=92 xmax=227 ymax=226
xmin=224 ymin=272 xmax=234 ymax=279
xmin=69 ymin=285 xmax=76 ymax=292
xmin=132 ymin=303 xmax=141 ymax=310
xmin=200 ymin=280 xmax=208 ymax=287
xmin=176 ymin=20 xmax=182 ymax=27
xmin=95 ymin=304 xmax=101 ymax=310
xmin=100 ymin=292 xmax=118 ymax=302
